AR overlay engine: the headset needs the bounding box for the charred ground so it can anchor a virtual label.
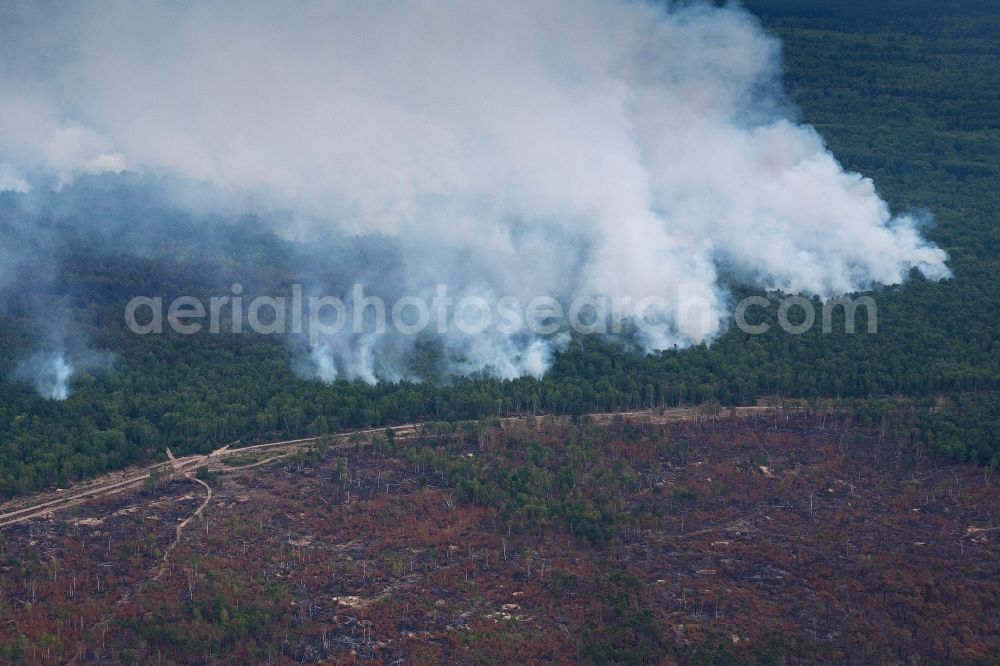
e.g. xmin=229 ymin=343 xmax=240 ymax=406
xmin=1 ymin=409 xmax=996 ymax=664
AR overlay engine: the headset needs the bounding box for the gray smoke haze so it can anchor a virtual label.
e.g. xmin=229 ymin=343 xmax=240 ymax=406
xmin=0 ymin=0 xmax=950 ymax=385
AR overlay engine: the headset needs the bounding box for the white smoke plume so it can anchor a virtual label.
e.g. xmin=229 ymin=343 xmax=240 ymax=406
xmin=15 ymin=351 xmax=73 ymax=400
xmin=11 ymin=348 xmax=115 ymax=400
xmin=0 ymin=0 xmax=949 ymax=383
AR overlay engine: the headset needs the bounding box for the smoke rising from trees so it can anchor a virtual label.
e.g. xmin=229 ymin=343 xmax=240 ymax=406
xmin=0 ymin=0 xmax=949 ymax=390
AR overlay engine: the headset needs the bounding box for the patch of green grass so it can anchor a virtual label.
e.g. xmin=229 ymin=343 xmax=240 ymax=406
xmin=221 ymin=454 xmax=261 ymax=468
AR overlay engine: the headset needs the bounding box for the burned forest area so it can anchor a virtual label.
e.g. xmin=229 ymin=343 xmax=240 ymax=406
xmin=0 ymin=409 xmax=996 ymax=665
xmin=2 ymin=0 xmax=1000 ymax=664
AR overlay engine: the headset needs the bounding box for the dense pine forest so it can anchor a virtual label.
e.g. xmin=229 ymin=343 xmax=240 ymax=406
xmin=0 ymin=0 xmax=998 ymax=498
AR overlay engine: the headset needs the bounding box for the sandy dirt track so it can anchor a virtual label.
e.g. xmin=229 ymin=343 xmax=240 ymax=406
xmin=0 ymin=405 xmax=772 ymax=529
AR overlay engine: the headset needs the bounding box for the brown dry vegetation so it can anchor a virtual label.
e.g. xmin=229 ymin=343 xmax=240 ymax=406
xmin=0 ymin=411 xmax=997 ymax=664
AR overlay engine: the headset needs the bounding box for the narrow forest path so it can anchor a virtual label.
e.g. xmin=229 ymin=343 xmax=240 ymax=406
xmin=155 ymin=473 xmax=213 ymax=580
xmin=0 ymin=404 xmax=775 ymax=530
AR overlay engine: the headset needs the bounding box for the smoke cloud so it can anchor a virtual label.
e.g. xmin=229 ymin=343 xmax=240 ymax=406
xmin=11 ymin=348 xmax=114 ymax=400
xmin=0 ymin=0 xmax=949 ymax=385
xmin=13 ymin=350 xmax=72 ymax=400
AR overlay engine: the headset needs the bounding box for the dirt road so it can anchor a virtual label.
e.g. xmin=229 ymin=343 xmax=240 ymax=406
xmin=0 ymin=404 xmax=772 ymax=529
